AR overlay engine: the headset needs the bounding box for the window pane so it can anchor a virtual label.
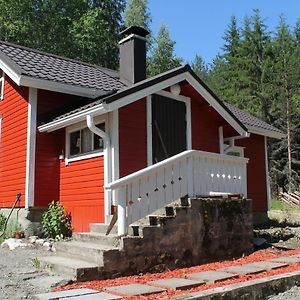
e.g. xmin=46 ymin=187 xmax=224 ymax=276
xmin=81 ymin=127 xmax=92 ymax=153
xmin=94 ymin=123 xmax=105 ymax=151
xmin=70 ymin=131 xmax=80 ymax=155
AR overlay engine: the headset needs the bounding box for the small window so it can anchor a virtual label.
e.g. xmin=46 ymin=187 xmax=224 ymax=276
xmin=69 ymin=123 xmax=105 ymax=157
xmin=224 ymin=144 xmax=244 ymax=157
xmin=0 ymin=72 xmax=4 ymax=100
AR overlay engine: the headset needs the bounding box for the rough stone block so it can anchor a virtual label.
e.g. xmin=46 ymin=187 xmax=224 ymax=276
xmin=105 ymin=283 xmax=166 ymax=296
xmin=188 ymin=270 xmax=239 ymax=282
xmin=148 ymin=277 xmax=204 ymax=290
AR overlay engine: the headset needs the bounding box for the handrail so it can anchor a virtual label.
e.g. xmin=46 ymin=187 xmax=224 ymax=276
xmin=105 ymin=150 xmax=248 ymax=190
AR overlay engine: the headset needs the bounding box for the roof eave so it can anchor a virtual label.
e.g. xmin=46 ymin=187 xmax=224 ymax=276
xmin=247 ymin=125 xmax=285 ymax=139
xmin=19 ymin=75 xmax=101 ymax=98
xmin=38 ymin=103 xmax=108 ymax=132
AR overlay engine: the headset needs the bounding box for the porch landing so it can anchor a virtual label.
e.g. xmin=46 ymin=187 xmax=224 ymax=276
xmin=39 ymin=196 xmax=253 ymax=281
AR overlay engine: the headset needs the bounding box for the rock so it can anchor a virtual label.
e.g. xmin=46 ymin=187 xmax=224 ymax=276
xmin=1 ymin=238 xmax=30 ymax=250
xmin=35 ymin=239 xmax=44 ymax=245
xmin=43 ymin=241 xmax=52 ymax=251
xmin=28 ymin=236 xmax=38 ymax=244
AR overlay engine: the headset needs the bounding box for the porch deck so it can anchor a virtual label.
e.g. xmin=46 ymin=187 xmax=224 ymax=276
xmin=105 ymin=150 xmax=248 ymax=235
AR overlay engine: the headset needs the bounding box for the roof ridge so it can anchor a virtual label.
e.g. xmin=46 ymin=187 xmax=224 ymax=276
xmin=0 ymin=39 xmax=118 ymax=73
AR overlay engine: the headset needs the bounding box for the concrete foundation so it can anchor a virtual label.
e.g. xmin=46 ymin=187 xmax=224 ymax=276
xmin=0 ymin=208 xmax=45 ymax=237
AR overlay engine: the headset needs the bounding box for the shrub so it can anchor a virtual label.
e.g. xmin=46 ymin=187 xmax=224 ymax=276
xmin=42 ymin=201 xmax=72 ymax=240
xmin=0 ymin=213 xmax=6 ymax=232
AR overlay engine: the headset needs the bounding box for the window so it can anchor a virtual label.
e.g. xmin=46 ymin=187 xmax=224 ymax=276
xmin=0 ymin=72 xmax=4 ymax=100
xmin=67 ymin=122 xmax=105 ymax=161
xmin=224 ymin=144 xmax=244 ymax=157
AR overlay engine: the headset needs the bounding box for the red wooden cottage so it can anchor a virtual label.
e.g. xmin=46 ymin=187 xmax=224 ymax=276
xmin=0 ymin=26 xmax=284 ymax=235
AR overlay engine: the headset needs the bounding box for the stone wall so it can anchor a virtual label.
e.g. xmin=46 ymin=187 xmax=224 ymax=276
xmin=101 ymin=197 xmax=253 ymax=278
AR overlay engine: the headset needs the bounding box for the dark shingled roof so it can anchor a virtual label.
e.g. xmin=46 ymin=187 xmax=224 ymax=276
xmin=224 ymin=102 xmax=284 ymax=135
xmin=0 ymin=40 xmax=127 ymax=92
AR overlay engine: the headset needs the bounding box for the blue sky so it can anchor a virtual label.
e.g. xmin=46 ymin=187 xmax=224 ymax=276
xmin=148 ymin=0 xmax=300 ymax=65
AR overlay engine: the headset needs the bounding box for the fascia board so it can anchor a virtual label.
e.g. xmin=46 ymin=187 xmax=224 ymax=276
xmin=247 ymin=125 xmax=286 ymax=139
xmin=38 ymin=104 xmax=107 ymax=132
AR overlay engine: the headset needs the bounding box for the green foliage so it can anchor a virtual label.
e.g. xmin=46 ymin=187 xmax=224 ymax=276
xmin=147 ymin=23 xmax=182 ymax=77
xmin=124 ymin=0 xmax=151 ymax=30
xmin=0 ymin=0 xmax=125 ymax=67
xmin=42 ymin=201 xmax=72 ymax=241
xmin=4 ymin=220 xmax=22 ymax=238
xmin=191 ymin=54 xmax=209 ymax=84
xmin=0 ymin=213 xmax=6 ymax=231
xmin=32 ymin=257 xmax=41 ymax=268
xmin=207 ymin=10 xmax=300 ymax=194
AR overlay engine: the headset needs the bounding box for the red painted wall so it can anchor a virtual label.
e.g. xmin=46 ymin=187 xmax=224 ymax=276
xmin=191 ymin=102 xmax=220 ymax=153
xmin=0 ymin=78 xmax=28 ymax=207
xmin=236 ymin=134 xmax=267 ymax=212
xmin=119 ymin=98 xmax=147 ymax=177
xmin=60 ymin=156 xmax=105 ymax=232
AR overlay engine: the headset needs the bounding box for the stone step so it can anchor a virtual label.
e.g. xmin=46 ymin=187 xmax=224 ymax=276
xmin=54 ymin=240 xmax=120 ymax=265
xmin=39 ymin=256 xmax=100 ymax=281
xmin=73 ymin=232 xmax=121 ymax=247
xmin=90 ymin=223 xmax=118 ymax=235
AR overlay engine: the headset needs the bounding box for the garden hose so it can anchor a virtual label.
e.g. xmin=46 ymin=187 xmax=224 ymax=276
xmin=0 ymin=193 xmax=21 ymax=238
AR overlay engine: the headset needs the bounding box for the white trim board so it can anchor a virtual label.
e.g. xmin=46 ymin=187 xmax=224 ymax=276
xmin=25 ymin=88 xmax=37 ymax=208
xmin=39 ymin=71 xmax=248 ymax=138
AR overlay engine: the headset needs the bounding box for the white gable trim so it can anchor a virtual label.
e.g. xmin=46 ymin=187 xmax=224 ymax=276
xmin=25 ymin=88 xmax=37 ymax=208
xmin=185 ymin=73 xmax=248 ymax=137
xmin=39 ymin=71 xmax=247 ymax=137
xmin=247 ymin=125 xmax=285 ymax=139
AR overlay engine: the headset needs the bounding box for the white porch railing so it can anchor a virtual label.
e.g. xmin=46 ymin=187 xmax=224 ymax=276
xmin=105 ymin=150 xmax=248 ymax=235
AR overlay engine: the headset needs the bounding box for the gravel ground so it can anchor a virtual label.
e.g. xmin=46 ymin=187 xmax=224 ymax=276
xmin=268 ymin=286 xmax=300 ymax=300
xmin=0 ymin=241 xmax=69 ymax=300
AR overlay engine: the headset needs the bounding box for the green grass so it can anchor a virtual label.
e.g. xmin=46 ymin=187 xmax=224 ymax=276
xmin=270 ymin=199 xmax=300 ymax=211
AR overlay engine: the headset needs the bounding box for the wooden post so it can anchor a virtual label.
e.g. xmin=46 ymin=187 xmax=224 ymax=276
xmin=117 ymin=187 xmax=127 ymax=236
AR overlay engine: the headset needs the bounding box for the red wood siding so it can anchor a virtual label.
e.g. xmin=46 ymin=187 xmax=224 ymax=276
xmin=0 ymin=78 xmax=28 ymax=207
xmin=34 ymin=130 xmax=62 ymax=207
xmin=35 ymin=90 xmax=84 ymax=207
xmin=236 ymin=134 xmax=267 ymax=212
xmin=119 ymin=98 xmax=147 ymax=177
xmin=191 ymin=102 xmax=220 ymax=153
xmin=60 ymin=156 xmax=105 ymax=232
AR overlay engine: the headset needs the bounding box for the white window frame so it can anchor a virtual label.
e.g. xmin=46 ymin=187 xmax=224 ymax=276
xmin=65 ymin=115 xmax=106 ymax=165
xmin=224 ymin=144 xmax=244 ymax=157
xmin=0 ymin=72 xmax=4 ymax=100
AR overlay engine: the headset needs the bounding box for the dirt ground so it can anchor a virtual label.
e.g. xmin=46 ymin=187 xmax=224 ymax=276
xmin=0 ymin=243 xmax=68 ymax=300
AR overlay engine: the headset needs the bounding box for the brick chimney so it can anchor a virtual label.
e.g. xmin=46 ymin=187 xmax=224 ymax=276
xmin=119 ymin=26 xmax=149 ymax=84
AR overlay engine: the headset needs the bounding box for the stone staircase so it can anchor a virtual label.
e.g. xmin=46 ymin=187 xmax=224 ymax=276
xmin=39 ymin=197 xmax=253 ymax=281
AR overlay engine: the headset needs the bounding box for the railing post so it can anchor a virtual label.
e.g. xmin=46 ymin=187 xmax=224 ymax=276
xmin=187 ymin=154 xmax=194 ymax=197
xmin=105 ymin=189 xmax=111 ymax=224
xmin=117 ymin=187 xmax=127 ymax=236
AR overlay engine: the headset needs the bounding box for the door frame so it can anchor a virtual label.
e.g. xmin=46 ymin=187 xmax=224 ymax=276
xmin=147 ymin=89 xmax=192 ymax=166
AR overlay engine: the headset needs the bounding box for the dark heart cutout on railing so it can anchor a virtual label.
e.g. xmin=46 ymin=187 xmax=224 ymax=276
xmin=178 ymin=177 xmax=182 ymax=181
xmin=154 ymin=187 xmax=159 ymax=192
xmin=171 ymin=180 xmax=174 ymax=184
xmin=163 ymin=184 xmax=167 ymax=189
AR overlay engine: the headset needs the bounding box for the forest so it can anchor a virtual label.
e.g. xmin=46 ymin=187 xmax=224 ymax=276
xmin=0 ymin=0 xmax=298 ymax=194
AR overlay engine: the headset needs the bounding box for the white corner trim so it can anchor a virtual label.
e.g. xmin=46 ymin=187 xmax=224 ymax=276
xmin=0 ymin=72 xmax=5 ymax=100
xmin=0 ymin=59 xmax=21 ymax=85
xmin=186 ymin=97 xmax=192 ymax=150
xmin=110 ymin=110 xmax=119 ymax=181
xmin=147 ymin=96 xmax=152 ymax=166
xmin=219 ymin=126 xmax=224 ymax=154
xmin=25 ymin=88 xmax=37 ymax=208
xmin=264 ymin=136 xmax=271 ymax=210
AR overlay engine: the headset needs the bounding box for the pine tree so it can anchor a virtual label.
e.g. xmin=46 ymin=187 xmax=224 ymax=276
xmin=191 ymin=54 xmax=209 ymax=83
xmin=147 ymin=23 xmax=182 ymax=77
xmin=270 ymin=17 xmax=300 ymax=192
xmin=124 ymin=0 xmax=151 ymax=31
